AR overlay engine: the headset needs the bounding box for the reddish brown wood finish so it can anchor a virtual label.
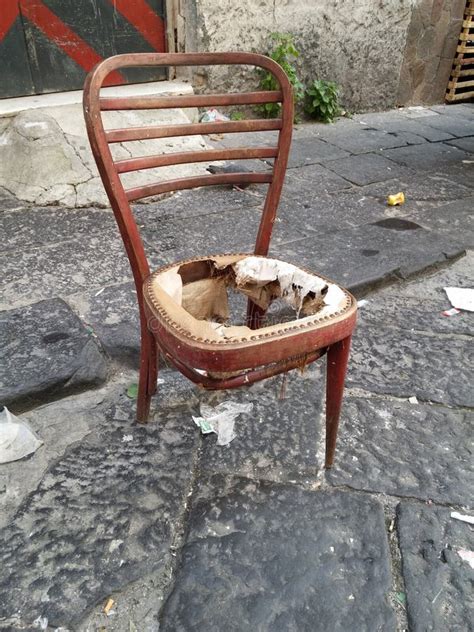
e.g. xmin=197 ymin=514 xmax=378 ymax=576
xmin=106 ymin=118 xmax=282 ymax=143
xmin=325 ymin=335 xmax=352 ymax=468
xmin=100 ymin=90 xmax=283 ymax=110
xmin=83 ymin=52 xmax=356 ymax=468
xmin=115 ymin=146 xmax=278 ymax=174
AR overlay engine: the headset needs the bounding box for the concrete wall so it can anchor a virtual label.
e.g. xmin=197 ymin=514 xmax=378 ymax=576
xmin=182 ymin=0 xmax=464 ymax=111
xmin=397 ymin=0 xmax=466 ymax=105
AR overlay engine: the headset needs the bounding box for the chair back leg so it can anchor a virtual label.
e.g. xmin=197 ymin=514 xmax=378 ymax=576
xmin=325 ymin=335 xmax=352 ymax=468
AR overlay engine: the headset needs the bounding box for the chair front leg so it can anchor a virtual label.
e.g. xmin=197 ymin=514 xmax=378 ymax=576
xmin=137 ymin=328 xmax=158 ymax=423
xmin=325 ymin=335 xmax=352 ymax=469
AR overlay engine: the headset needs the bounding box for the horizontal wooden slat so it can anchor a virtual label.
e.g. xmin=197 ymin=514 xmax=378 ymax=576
xmin=457 ymin=43 xmax=474 ymax=53
xmin=451 ymin=66 xmax=474 ymax=77
xmin=453 ymin=56 xmax=474 ymax=65
xmin=446 ymin=89 xmax=474 ymax=101
xmin=100 ymin=90 xmax=282 ymax=111
xmin=126 ymin=172 xmax=272 ymax=201
xmin=106 ymin=118 xmax=282 ymax=143
xmin=449 ymin=78 xmax=474 ymax=89
xmin=459 ymin=32 xmax=474 ymax=41
xmin=115 ymin=146 xmax=278 ymax=173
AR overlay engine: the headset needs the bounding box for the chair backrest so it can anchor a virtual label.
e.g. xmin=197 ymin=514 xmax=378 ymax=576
xmin=83 ymin=53 xmax=294 ymax=293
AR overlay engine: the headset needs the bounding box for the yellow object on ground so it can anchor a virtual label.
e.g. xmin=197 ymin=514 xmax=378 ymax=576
xmin=387 ymin=192 xmax=405 ymax=206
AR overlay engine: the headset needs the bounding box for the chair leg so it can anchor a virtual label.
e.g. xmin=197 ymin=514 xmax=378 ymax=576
xmin=246 ymin=299 xmax=266 ymax=329
xmin=136 ymin=329 xmax=158 ymax=423
xmin=325 ymin=335 xmax=352 ymax=469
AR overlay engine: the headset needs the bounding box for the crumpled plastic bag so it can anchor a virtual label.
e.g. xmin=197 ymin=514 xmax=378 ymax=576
xmin=199 ymin=108 xmax=230 ymax=123
xmin=0 ymin=406 xmax=43 ymax=464
xmin=192 ymin=401 xmax=253 ymax=446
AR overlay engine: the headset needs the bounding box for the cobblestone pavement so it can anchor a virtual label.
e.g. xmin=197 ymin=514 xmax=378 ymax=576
xmin=0 ymin=104 xmax=473 ymax=631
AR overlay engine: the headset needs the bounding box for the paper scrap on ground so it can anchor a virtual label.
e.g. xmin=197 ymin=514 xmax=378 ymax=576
xmin=193 ymin=401 xmax=253 ymax=446
xmin=451 ymin=511 xmax=474 ymax=525
xmin=0 ymin=406 xmax=43 ymax=464
xmin=444 ymin=287 xmax=474 ymax=312
xmin=457 ymin=549 xmax=474 ymax=569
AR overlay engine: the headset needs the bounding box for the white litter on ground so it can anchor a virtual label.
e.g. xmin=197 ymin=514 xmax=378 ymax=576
xmin=193 ymin=401 xmax=254 ymax=446
xmin=444 ymin=287 xmax=474 ymax=312
xmin=0 ymin=406 xmax=43 ymax=464
xmin=451 ymin=511 xmax=474 ymax=525
xmin=457 ymin=549 xmax=474 ymax=569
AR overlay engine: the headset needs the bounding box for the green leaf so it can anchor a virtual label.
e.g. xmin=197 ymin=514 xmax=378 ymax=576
xmin=126 ymin=383 xmax=138 ymax=399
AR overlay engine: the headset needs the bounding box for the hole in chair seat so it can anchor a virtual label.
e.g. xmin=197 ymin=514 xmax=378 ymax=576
xmin=150 ymin=255 xmax=348 ymax=344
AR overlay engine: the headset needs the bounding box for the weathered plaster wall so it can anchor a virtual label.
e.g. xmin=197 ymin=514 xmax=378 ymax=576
xmin=397 ymin=0 xmax=465 ymax=105
xmin=183 ymin=0 xmax=464 ymax=111
xmin=185 ymin=0 xmax=414 ymax=111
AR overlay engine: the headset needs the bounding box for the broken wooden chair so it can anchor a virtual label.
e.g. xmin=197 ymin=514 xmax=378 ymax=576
xmin=83 ymin=52 xmax=357 ymax=468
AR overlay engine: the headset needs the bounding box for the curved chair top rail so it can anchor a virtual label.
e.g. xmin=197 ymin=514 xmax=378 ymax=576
xmin=83 ymin=52 xmax=294 ymax=287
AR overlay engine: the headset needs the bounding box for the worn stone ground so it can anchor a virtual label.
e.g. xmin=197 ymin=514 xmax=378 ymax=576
xmin=0 ymin=104 xmax=473 ymax=632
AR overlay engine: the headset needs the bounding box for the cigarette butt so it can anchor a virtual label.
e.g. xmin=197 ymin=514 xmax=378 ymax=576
xmin=104 ymin=598 xmax=115 ymax=615
xmin=387 ymin=192 xmax=405 ymax=206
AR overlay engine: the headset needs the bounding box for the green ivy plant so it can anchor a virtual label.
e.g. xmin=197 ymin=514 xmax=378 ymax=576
xmin=258 ymin=32 xmax=304 ymax=119
xmin=304 ymin=79 xmax=341 ymax=123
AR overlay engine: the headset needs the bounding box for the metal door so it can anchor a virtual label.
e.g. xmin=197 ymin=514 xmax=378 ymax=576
xmin=0 ymin=0 xmax=166 ymax=98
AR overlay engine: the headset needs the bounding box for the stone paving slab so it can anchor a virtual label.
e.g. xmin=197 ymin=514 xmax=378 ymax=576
xmin=308 ymin=119 xmax=430 ymax=153
xmin=0 ymin=389 xmax=107 ymax=529
xmin=375 ymin=250 xmax=473 ymax=303
xmin=0 ymin=298 xmax=108 ymax=410
xmin=133 ymin=184 xmax=262 ymax=219
xmin=351 ymin=111 xmax=456 ymax=143
xmin=324 ymin=153 xmax=413 ymax=186
xmin=402 ymin=197 xmax=474 ymax=249
xmin=338 ymin=171 xmax=474 ymax=206
xmin=160 ymin=477 xmax=396 ymax=632
xmin=446 ymin=135 xmax=474 ymax=153
xmin=285 ymin=136 xmax=351 ymax=168
xmin=0 ymin=206 xmax=116 ymax=253
xmin=347 ymin=326 xmax=473 ymax=407
xmin=429 ymin=103 xmax=474 ymax=120
xmin=274 ymin=223 xmax=463 ymax=294
xmin=284 ymin=162 xmax=354 ymax=193
xmin=277 ymin=173 xmax=474 ymax=238
xmin=199 ymin=366 xmax=324 ymax=482
xmin=327 ymin=397 xmax=474 ymax=505
xmin=357 ymin=294 xmax=473 ymax=337
xmin=0 ymin=231 xmax=132 ymax=311
xmin=414 ymin=112 xmax=474 ymax=138
xmin=67 ymin=281 xmax=140 ymax=367
xmin=382 ymin=142 xmax=472 ymax=171
xmin=0 ymin=187 xmax=27 ymax=211
xmin=0 ymin=381 xmax=198 ymax=630
xmin=137 ymin=204 xmax=306 ymax=261
xmin=397 ymin=502 xmax=474 ymax=632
